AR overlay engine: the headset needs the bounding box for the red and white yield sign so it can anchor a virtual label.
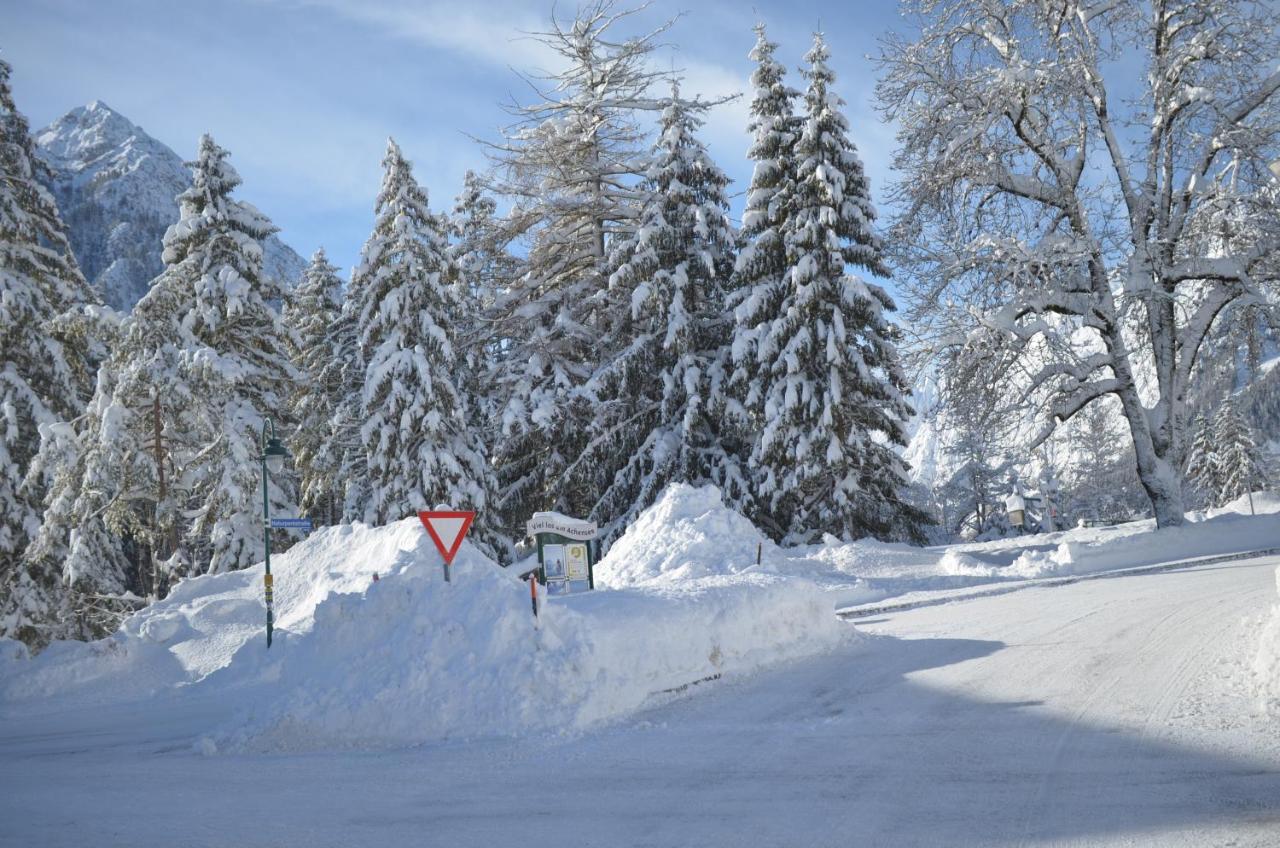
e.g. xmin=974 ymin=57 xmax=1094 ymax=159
xmin=418 ymin=511 xmax=475 ymax=580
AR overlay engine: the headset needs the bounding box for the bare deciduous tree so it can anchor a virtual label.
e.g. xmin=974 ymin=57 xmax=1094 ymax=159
xmin=880 ymin=0 xmax=1280 ymax=526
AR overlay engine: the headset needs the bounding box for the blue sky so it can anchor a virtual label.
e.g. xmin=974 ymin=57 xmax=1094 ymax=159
xmin=4 ymin=0 xmax=908 ymax=277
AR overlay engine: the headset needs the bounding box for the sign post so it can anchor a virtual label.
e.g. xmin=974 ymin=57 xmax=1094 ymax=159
xmin=418 ymin=510 xmax=475 ymax=582
xmin=257 ymin=419 xmax=291 ymax=649
xmin=526 ymin=512 xmax=598 ymax=596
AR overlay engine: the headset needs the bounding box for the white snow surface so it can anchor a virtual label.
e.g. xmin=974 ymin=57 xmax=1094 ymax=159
xmin=1256 ymin=564 xmax=1280 ymax=716
xmin=1 ymin=513 xmax=848 ymax=751
xmin=4 ymin=484 xmax=1279 ymax=756
xmin=596 ymin=483 xmax=776 ymax=586
xmin=598 ymin=484 xmax=1280 ymax=612
xmin=3 ymin=544 xmax=1279 ymax=846
xmin=1 ymin=520 xmax=423 ymax=706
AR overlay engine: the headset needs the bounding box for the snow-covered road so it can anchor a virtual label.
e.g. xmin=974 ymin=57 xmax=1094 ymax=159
xmin=3 ymin=556 xmax=1279 ymax=847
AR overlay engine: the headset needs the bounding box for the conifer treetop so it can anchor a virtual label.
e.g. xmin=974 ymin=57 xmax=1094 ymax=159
xmin=796 ymin=31 xmax=887 ymax=279
xmin=162 ymin=134 xmax=277 ymax=271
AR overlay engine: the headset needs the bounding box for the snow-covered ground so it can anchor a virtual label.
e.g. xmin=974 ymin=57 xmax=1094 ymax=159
xmin=2 ymin=553 xmax=1277 ymax=846
xmin=598 ymin=483 xmax=1280 ymax=611
xmin=0 ymin=498 xmax=850 ymax=750
xmin=1256 ymin=563 xmax=1280 ymax=716
xmin=3 ymin=485 xmax=1279 ymax=846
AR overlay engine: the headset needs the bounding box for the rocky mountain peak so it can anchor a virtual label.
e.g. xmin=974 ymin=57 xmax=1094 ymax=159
xmin=34 ymin=103 xmax=306 ymax=313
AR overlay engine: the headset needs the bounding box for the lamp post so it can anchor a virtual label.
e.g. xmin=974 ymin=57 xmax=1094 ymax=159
xmin=1040 ymin=470 xmax=1060 ymax=532
xmin=259 ymin=419 xmax=290 ymax=648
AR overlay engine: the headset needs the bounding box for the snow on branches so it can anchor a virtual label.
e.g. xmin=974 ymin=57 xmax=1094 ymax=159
xmin=352 ymin=140 xmax=502 ymax=558
xmin=881 ymin=0 xmax=1280 ymax=527
xmin=735 ymin=30 xmax=923 ymax=543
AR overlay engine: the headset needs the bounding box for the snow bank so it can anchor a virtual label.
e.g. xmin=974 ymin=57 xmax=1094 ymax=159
xmin=598 ymin=485 xmax=1280 ymax=613
xmin=596 ymin=483 xmax=776 ymax=586
xmin=3 ymin=505 xmax=850 ymax=751
xmin=224 ymin=534 xmax=846 ymax=751
xmin=1003 ymin=509 xmax=1280 ymax=579
xmin=0 ymin=520 xmax=424 ymax=705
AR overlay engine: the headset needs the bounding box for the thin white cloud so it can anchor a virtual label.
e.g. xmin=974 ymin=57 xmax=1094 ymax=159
xmin=673 ymin=55 xmax=752 ymax=150
xmin=258 ymin=0 xmax=557 ymax=70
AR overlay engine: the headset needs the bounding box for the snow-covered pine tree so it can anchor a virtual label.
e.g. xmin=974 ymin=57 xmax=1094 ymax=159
xmin=737 ymin=32 xmax=924 ymax=543
xmin=353 ymin=140 xmax=504 ymax=557
xmin=1184 ymin=411 xmax=1219 ymax=507
xmin=728 ymin=22 xmax=802 ymax=432
xmin=25 ymin=135 xmax=298 ymax=620
xmin=450 ymin=170 xmax=516 ymax=321
xmin=1064 ymin=396 xmax=1146 ymax=525
xmin=449 ymin=170 xmax=515 ymax=449
xmin=18 ymin=276 xmax=190 ymax=642
xmin=0 ymin=59 xmax=105 ymax=647
xmin=568 ymin=85 xmax=747 ymax=544
xmin=1211 ymin=399 xmax=1270 ymax=511
xmin=933 ymin=340 xmax=1017 ymax=538
xmin=487 ymin=2 xmax=670 ymax=532
xmin=317 ymin=285 xmax=367 ymax=525
xmin=158 ymin=135 xmax=297 ymax=575
xmin=284 ymin=249 xmax=344 ymax=526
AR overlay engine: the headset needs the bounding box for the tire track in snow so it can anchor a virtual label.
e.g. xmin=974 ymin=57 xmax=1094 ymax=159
xmin=839 ymin=547 xmax=1280 ymax=621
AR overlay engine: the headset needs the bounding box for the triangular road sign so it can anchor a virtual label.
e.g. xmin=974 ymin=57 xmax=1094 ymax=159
xmin=418 ymin=510 xmax=475 ymax=565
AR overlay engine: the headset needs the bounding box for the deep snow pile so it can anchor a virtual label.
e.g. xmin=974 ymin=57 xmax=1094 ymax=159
xmin=596 ymin=484 xmax=777 ymax=586
xmin=223 ymin=537 xmax=846 ymax=751
xmin=0 ymin=520 xmax=424 ymax=705
xmin=5 ymin=483 xmax=1277 ymax=749
xmin=1 ymin=510 xmax=849 ymax=751
xmin=597 ymin=485 xmax=1280 ymax=611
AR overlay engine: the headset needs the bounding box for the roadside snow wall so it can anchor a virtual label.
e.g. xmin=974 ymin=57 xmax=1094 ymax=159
xmin=1 ymin=512 xmax=850 ymax=751
xmin=222 ymin=533 xmax=847 ymax=751
xmin=0 ymin=519 xmax=424 ymax=705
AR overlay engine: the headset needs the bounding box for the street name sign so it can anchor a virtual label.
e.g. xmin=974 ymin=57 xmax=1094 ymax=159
xmin=270 ymin=518 xmax=313 ymax=530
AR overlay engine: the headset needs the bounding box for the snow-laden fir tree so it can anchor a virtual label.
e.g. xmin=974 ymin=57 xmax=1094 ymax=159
xmin=735 ymin=33 xmax=923 ymax=543
xmin=316 ymin=284 xmax=368 ymax=524
xmin=449 ymin=170 xmax=515 ymax=446
xmin=1184 ymin=411 xmax=1220 ymax=506
xmin=729 ymin=23 xmax=801 ymax=408
xmin=487 ymin=2 xmax=670 ymax=531
xmin=0 ymin=59 xmax=104 ymax=646
xmin=25 ymin=135 xmax=297 ymax=630
xmin=880 ymin=0 xmax=1280 ymax=527
xmin=932 ymin=339 xmax=1017 ymax=538
xmin=1211 ymin=399 xmax=1270 ymax=512
xmin=352 ymin=140 xmax=505 ymax=557
xmin=450 ymin=170 xmax=516 ymax=321
xmin=284 ymin=249 xmax=344 ymax=526
xmin=159 ymin=135 xmax=297 ymax=575
xmin=1064 ymin=396 xmax=1146 ymax=525
xmin=19 ymin=253 xmax=190 ymax=642
xmin=568 ymin=85 xmax=748 ymax=544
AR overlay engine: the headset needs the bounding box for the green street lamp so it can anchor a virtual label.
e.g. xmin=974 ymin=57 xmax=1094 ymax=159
xmin=259 ymin=419 xmax=290 ymax=648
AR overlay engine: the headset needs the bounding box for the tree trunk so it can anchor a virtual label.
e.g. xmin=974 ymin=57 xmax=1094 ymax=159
xmin=1125 ymin=414 xmax=1186 ymax=528
xmin=1109 ymin=339 xmax=1186 ymax=529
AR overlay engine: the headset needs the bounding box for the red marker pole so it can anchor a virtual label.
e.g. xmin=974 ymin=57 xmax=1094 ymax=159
xmin=529 ymin=574 xmax=538 ymax=618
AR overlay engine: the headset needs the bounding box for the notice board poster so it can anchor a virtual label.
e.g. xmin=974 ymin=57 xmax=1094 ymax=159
xmin=543 ymin=544 xmax=567 ymax=580
xmin=565 ymin=543 xmax=589 ymax=581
